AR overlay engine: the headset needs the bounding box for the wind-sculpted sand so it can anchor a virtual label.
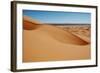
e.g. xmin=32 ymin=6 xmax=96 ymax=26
xmin=23 ymin=16 xmax=91 ymax=62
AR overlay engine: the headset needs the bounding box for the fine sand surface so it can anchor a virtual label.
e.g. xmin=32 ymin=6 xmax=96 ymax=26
xmin=23 ymin=16 xmax=91 ymax=62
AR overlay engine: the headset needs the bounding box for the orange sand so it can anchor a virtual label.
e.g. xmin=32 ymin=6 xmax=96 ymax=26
xmin=23 ymin=16 xmax=91 ymax=62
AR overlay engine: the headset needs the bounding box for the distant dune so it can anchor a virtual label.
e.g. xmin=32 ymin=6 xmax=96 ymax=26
xmin=23 ymin=16 xmax=90 ymax=62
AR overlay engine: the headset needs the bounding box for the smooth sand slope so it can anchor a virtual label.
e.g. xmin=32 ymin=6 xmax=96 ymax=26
xmin=23 ymin=16 xmax=90 ymax=62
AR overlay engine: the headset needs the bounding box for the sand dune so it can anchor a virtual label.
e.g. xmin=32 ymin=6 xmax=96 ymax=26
xmin=23 ymin=16 xmax=90 ymax=62
xmin=61 ymin=26 xmax=90 ymax=43
xmin=23 ymin=16 xmax=42 ymax=30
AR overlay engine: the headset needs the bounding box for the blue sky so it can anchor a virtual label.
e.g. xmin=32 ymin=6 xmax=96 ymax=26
xmin=23 ymin=10 xmax=91 ymax=24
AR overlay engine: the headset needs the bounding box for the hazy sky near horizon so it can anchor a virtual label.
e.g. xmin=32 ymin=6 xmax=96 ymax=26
xmin=23 ymin=10 xmax=91 ymax=24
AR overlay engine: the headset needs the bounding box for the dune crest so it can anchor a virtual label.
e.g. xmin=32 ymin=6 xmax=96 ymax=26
xmin=23 ymin=16 xmax=43 ymax=30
